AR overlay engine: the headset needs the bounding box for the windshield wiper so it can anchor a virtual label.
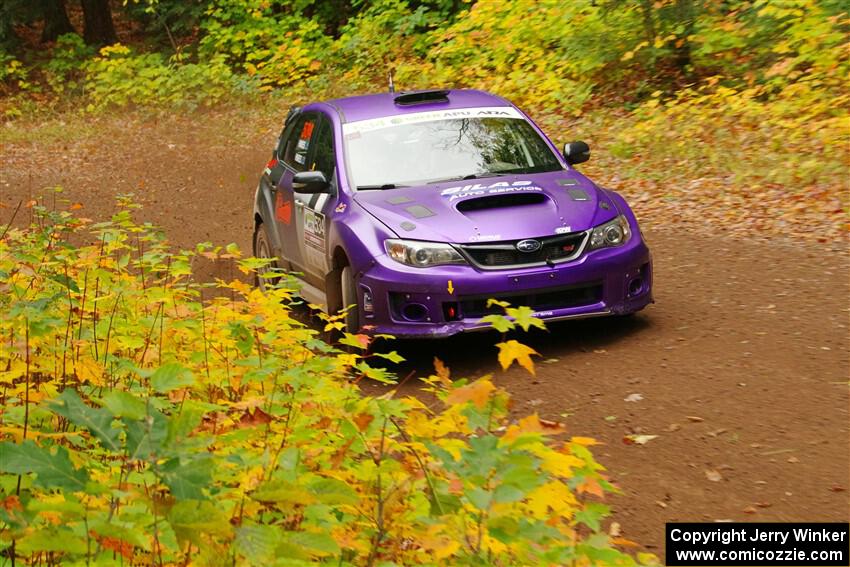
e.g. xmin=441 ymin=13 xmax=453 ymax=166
xmin=426 ymin=172 xmax=508 ymax=184
xmin=356 ymin=183 xmax=408 ymax=191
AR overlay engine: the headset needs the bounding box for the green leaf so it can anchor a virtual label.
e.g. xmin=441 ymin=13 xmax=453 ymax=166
xmin=89 ymin=519 xmax=151 ymax=550
xmin=466 ymin=487 xmax=492 ymax=510
xmin=574 ymin=502 xmax=610 ymax=532
xmin=373 ymin=350 xmax=405 ymax=364
xmin=236 ymin=524 xmax=280 ymax=565
xmin=16 ymin=527 xmax=87 ymax=555
xmin=49 ymin=389 xmax=122 ymax=452
xmin=164 ymin=401 xmax=206 ymax=449
xmin=159 ymin=456 xmax=213 ymax=500
xmin=339 ymin=333 xmax=369 ymax=350
xmin=0 ymin=441 xmax=88 ymax=490
xmin=102 ymin=390 xmax=147 ymax=420
xmin=309 ymin=477 xmax=359 ymax=506
xmin=285 ymin=531 xmax=340 ymax=557
xmin=479 ymin=314 xmax=515 ymax=333
xmin=354 ymin=362 xmax=397 ymax=384
xmin=168 ymin=499 xmax=233 ymax=545
xmin=506 ymin=305 xmax=547 ymax=331
xmin=124 ymin=408 xmax=168 ymax=461
xmin=493 ymin=483 xmax=525 ymax=503
xmin=150 ymin=363 xmax=195 ymax=393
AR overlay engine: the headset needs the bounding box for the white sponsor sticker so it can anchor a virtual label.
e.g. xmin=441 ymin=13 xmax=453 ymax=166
xmin=342 ymin=106 xmax=524 ymax=135
xmin=442 ymin=181 xmax=545 ymax=202
xmin=304 ymin=209 xmax=325 ymax=251
xmin=468 ymin=234 xmax=501 ymax=242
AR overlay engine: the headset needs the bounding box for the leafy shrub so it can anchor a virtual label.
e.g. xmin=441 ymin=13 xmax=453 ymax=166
xmin=199 ymin=0 xmax=329 ymax=90
xmin=42 ymin=33 xmax=95 ymax=96
xmin=84 ymin=44 xmax=238 ymax=109
xmin=0 ymin=198 xmax=656 ymax=566
xmin=0 ymin=50 xmax=28 ymax=91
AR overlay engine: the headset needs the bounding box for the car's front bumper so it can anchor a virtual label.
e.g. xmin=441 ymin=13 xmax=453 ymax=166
xmin=353 ymin=235 xmax=653 ymax=338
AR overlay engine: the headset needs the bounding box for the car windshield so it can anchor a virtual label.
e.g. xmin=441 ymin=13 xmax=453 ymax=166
xmin=342 ymin=109 xmax=563 ymax=189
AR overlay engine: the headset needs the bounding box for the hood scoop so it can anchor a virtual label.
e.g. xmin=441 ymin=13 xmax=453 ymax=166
xmin=456 ymin=192 xmax=547 ymax=213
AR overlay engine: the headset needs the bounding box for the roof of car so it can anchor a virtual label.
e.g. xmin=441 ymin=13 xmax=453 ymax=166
xmin=324 ymin=89 xmax=512 ymax=123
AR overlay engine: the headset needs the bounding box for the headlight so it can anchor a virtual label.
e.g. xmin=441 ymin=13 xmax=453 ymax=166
xmin=384 ymin=239 xmax=467 ymax=267
xmin=588 ymin=215 xmax=631 ymax=250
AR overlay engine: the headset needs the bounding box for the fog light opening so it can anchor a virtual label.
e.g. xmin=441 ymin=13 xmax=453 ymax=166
xmin=443 ymin=302 xmax=460 ymax=321
xmin=628 ymin=277 xmax=644 ymax=297
xmin=401 ymin=303 xmax=428 ymax=322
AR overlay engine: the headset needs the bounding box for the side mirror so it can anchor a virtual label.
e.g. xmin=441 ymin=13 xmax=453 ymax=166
xmin=292 ymin=171 xmax=329 ymax=194
xmin=563 ymin=141 xmax=590 ymax=165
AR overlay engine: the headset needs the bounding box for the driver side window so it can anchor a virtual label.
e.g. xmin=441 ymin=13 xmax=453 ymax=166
xmin=282 ymin=114 xmax=318 ymax=172
xmin=309 ymin=119 xmax=336 ymax=182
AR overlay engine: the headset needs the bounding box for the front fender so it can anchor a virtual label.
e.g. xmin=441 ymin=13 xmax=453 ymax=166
xmin=253 ymin=178 xmax=285 ymax=258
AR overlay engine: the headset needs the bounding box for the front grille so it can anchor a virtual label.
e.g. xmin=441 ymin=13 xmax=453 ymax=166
xmin=457 ymin=283 xmax=603 ymax=319
xmin=458 ymin=231 xmax=588 ymax=269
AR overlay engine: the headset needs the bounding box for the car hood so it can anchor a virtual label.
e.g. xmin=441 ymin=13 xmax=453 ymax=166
xmin=352 ymin=170 xmax=619 ymax=244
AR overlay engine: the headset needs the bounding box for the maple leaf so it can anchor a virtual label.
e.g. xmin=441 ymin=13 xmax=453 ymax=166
xmin=352 ymin=413 xmax=374 ymax=432
xmin=496 ymin=340 xmax=540 ymax=375
xmin=503 ymin=414 xmax=566 ymax=442
xmin=445 ymin=379 xmax=495 ymax=409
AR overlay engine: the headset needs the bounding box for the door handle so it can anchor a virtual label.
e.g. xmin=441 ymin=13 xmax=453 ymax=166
xmin=295 ymin=201 xmax=305 ymax=209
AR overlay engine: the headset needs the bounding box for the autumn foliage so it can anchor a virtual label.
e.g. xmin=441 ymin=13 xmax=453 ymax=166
xmin=0 ymin=201 xmax=656 ymax=565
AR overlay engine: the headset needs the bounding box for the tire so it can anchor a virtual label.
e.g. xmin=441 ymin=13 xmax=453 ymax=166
xmin=253 ymin=222 xmax=279 ymax=291
xmin=340 ymin=265 xmax=360 ymax=334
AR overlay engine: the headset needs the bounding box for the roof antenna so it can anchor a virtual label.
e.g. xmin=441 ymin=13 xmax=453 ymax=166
xmin=388 ymin=70 xmax=395 ymax=94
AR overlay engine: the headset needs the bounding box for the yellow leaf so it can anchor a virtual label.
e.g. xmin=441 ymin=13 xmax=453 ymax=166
xmin=75 ymin=356 xmax=104 ymax=386
xmin=526 ymin=481 xmax=576 ymax=518
xmin=433 ymin=357 xmax=451 ymax=385
xmin=503 ymin=414 xmax=565 ymax=442
xmin=570 ymin=436 xmax=599 ymax=446
xmin=496 ymin=340 xmax=539 ymax=375
xmin=445 ymin=379 xmax=495 ymax=409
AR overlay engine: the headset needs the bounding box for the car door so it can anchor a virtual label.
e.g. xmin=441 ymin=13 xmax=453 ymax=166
xmin=276 ymin=112 xmax=320 ymax=270
xmin=295 ymin=114 xmax=337 ymax=283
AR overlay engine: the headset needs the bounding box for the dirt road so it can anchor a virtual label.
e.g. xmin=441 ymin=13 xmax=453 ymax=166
xmin=2 ymin=110 xmax=848 ymax=555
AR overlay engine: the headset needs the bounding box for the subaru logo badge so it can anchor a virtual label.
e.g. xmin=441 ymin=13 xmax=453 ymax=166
xmin=516 ymin=239 xmax=541 ymax=253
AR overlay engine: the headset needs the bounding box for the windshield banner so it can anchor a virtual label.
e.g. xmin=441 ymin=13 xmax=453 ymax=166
xmin=342 ymin=106 xmax=524 ymax=135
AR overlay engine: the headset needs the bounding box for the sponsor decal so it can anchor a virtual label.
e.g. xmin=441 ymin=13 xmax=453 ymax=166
xmin=555 ymin=226 xmax=572 ymax=234
xmin=532 ymin=311 xmax=553 ymax=318
xmin=275 ymin=192 xmax=292 ymax=224
xmin=447 ymin=280 xmax=455 ymax=295
xmin=441 ymin=180 xmax=544 ymax=202
xmin=342 ymin=106 xmax=524 ymax=135
xmin=468 ymin=234 xmax=501 ymax=242
xmin=303 ymin=209 xmax=325 ymax=252
xmin=299 ymin=120 xmax=314 ymax=140
xmin=335 ymin=202 xmax=347 ymax=213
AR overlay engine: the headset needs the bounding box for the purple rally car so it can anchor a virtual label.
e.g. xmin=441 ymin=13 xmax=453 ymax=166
xmin=252 ymin=89 xmax=653 ymax=338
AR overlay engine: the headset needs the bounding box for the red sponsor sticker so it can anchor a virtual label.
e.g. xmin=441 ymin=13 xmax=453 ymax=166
xmin=299 ymin=120 xmax=314 ymax=140
xmin=275 ymin=192 xmax=292 ymax=224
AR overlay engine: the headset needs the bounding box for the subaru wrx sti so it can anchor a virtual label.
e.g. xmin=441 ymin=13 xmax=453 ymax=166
xmin=252 ymin=89 xmax=653 ymax=338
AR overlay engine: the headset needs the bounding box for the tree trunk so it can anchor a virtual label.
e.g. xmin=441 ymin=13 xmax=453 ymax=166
xmin=81 ymin=0 xmax=117 ymax=46
xmin=673 ymin=0 xmax=696 ymax=75
xmin=638 ymin=0 xmax=656 ymax=45
xmin=41 ymin=0 xmax=75 ymax=43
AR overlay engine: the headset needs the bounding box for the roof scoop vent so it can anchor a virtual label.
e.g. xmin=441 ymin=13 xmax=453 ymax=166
xmin=456 ymin=192 xmax=547 ymax=213
xmin=393 ymin=90 xmax=450 ymax=106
